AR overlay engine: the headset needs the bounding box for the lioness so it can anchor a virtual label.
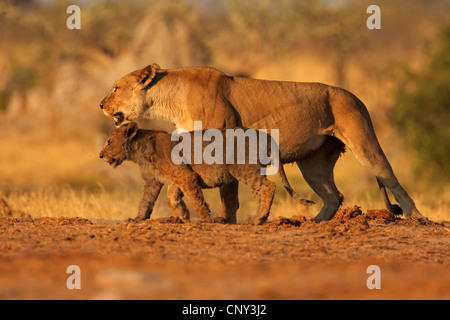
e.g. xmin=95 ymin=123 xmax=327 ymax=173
xmin=99 ymin=122 xmax=280 ymax=225
xmin=100 ymin=64 xmax=426 ymax=221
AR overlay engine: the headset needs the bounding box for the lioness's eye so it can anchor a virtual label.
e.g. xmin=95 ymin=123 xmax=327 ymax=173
xmin=112 ymin=87 xmax=118 ymax=93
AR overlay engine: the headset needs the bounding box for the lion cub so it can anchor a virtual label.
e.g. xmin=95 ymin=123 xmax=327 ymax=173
xmin=99 ymin=122 xmax=276 ymax=224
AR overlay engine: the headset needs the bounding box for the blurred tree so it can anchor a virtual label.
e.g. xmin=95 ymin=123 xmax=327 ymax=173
xmin=210 ymin=0 xmax=296 ymax=74
xmin=12 ymin=0 xmax=36 ymax=5
xmin=392 ymin=26 xmax=450 ymax=179
xmin=213 ymin=0 xmax=372 ymax=86
xmin=291 ymin=0 xmax=370 ymax=87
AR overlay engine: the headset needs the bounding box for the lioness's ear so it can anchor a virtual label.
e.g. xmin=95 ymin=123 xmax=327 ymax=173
xmin=123 ymin=122 xmax=139 ymax=139
xmin=138 ymin=64 xmax=160 ymax=89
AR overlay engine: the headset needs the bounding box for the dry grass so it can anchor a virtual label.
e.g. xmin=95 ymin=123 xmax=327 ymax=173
xmin=1 ymin=133 xmax=448 ymax=222
xmin=3 ymin=185 xmax=153 ymax=221
xmin=3 ymin=177 xmax=449 ymax=223
xmin=1 ymin=125 xmax=449 ymax=222
xmin=0 ymin=1 xmax=448 ymax=223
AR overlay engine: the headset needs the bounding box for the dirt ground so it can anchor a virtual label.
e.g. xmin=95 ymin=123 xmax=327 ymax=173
xmin=0 ymin=206 xmax=449 ymax=300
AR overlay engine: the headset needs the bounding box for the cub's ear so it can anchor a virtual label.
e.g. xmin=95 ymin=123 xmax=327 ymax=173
xmin=143 ymin=135 xmax=157 ymax=162
xmin=138 ymin=64 xmax=160 ymax=89
xmin=123 ymin=122 xmax=139 ymax=139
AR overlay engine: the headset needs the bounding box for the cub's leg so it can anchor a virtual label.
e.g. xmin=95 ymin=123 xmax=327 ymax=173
xmin=229 ymin=165 xmax=276 ymax=225
xmin=254 ymin=178 xmax=276 ymax=225
xmin=174 ymin=176 xmax=212 ymax=223
xmin=135 ymin=177 xmax=164 ymax=221
xmin=167 ymin=184 xmax=190 ymax=220
xmin=179 ymin=184 xmax=212 ymax=222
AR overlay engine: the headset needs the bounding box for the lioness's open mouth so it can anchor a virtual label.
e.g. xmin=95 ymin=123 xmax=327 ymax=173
xmin=113 ymin=112 xmax=125 ymax=126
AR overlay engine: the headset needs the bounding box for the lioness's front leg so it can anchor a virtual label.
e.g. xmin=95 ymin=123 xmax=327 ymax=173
xmin=167 ymin=184 xmax=190 ymax=220
xmin=219 ymin=180 xmax=239 ymax=224
xmin=135 ymin=177 xmax=163 ymax=222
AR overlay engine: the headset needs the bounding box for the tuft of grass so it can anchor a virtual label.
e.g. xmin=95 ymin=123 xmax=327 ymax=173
xmin=1 ymin=131 xmax=448 ymax=222
xmin=2 ymin=176 xmax=448 ymax=223
xmin=2 ymin=184 xmax=176 ymax=221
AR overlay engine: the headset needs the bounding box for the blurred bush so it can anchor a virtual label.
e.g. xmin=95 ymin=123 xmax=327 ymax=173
xmin=1 ymin=0 xmax=448 ymax=117
xmin=0 ymin=0 xmax=449 ymax=194
xmin=392 ymin=26 xmax=450 ymax=180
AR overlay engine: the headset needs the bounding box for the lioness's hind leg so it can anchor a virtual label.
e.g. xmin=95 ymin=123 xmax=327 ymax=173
xmin=335 ymin=121 xmax=425 ymax=219
xmin=297 ymin=137 xmax=344 ymax=221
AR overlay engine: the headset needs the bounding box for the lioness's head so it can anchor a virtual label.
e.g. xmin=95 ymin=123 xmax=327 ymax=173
xmin=100 ymin=64 xmax=161 ymax=126
xmin=99 ymin=122 xmax=139 ymax=168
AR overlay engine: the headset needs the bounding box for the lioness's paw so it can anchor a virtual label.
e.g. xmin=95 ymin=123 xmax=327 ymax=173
xmin=132 ymin=215 xmax=149 ymax=222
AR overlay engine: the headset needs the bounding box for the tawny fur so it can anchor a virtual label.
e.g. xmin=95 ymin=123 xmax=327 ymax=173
xmin=100 ymin=64 xmax=426 ymax=221
xmin=99 ymin=122 xmax=277 ymax=225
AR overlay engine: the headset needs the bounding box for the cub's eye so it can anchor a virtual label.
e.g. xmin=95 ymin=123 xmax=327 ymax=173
xmin=107 ymin=140 xmax=112 ymax=146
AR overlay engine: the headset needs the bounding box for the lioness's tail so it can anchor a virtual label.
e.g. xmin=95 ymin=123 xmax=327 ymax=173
xmin=278 ymin=164 xmax=315 ymax=206
xmin=376 ymin=178 xmax=403 ymax=215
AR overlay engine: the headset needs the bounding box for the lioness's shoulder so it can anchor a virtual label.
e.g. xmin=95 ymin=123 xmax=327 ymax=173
xmin=167 ymin=66 xmax=230 ymax=83
xmin=173 ymin=66 xmax=227 ymax=75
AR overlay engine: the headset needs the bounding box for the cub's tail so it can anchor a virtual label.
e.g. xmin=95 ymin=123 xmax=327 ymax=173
xmin=278 ymin=164 xmax=315 ymax=207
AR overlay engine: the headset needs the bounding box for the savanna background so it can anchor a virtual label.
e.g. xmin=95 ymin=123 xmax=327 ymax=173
xmin=1 ymin=0 xmax=449 ymax=222
xmin=0 ymin=0 xmax=449 ymax=300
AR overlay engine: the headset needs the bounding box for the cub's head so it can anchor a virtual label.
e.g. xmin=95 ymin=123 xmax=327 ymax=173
xmin=99 ymin=64 xmax=161 ymax=126
xmin=99 ymin=122 xmax=139 ymax=168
